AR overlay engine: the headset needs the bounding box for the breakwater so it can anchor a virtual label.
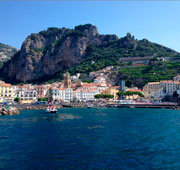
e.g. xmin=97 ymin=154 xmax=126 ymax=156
xmin=107 ymin=103 xmax=179 ymax=109
xmin=5 ymin=102 xmax=180 ymax=111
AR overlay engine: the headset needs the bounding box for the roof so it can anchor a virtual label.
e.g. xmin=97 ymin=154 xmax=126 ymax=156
xmin=112 ymin=86 xmax=120 ymax=89
xmin=148 ymin=82 xmax=160 ymax=85
xmin=0 ymin=83 xmax=12 ymax=87
xmin=82 ymin=83 xmax=98 ymax=87
xmin=127 ymin=89 xmax=142 ymax=92
xmin=160 ymin=80 xmax=178 ymax=83
xmin=59 ymin=88 xmax=65 ymax=90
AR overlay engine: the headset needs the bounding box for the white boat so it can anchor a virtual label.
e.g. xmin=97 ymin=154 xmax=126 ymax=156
xmin=46 ymin=106 xmax=57 ymax=113
xmin=87 ymin=103 xmax=94 ymax=108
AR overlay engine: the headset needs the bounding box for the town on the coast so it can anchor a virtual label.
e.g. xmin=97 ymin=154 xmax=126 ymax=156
xmin=1 ymin=65 xmax=180 ymax=108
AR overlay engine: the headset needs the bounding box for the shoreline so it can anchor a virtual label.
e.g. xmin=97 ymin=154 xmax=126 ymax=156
xmin=8 ymin=103 xmax=180 ymax=111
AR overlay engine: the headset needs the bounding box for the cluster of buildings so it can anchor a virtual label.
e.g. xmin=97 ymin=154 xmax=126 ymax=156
xmin=1 ymin=65 xmax=180 ymax=104
xmin=143 ymin=74 xmax=180 ymax=100
xmin=0 ymin=72 xmax=111 ymax=104
xmin=49 ymin=73 xmax=108 ymax=102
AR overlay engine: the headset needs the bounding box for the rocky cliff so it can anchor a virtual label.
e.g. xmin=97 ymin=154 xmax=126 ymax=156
xmin=0 ymin=43 xmax=18 ymax=67
xmin=1 ymin=24 xmax=118 ymax=82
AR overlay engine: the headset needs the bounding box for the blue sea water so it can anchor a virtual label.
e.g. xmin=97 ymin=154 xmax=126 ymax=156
xmin=1 ymin=108 xmax=180 ymax=169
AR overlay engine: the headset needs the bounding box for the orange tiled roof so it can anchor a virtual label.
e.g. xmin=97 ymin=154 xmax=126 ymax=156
xmin=82 ymin=83 xmax=98 ymax=87
xmin=0 ymin=83 xmax=12 ymax=87
xmin=160 ymin=80 xmax=174 ymax=83
xmin=59 ymin=88 xmax=65 ymax=90
xmin=112 ymin=86 xmax=120 ymax=89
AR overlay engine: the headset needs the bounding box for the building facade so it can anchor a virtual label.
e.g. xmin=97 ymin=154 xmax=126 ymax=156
xmin=16 ymin=89 xmax=37 ymax=103
xmin=143 ymin=82 xmax=165 ymax=100
xmin=0 ymin=83 xmax=15 ymax=102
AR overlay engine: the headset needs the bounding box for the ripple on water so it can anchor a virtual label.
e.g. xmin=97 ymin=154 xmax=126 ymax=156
xmin=88 ymin=125 xmax=104 ymax=129
xmin=56 ymin=114 xmax=81 ymax=121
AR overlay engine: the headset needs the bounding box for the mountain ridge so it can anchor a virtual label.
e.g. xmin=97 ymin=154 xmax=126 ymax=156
xmin=1 ymin=24 xmax=179 ymax=84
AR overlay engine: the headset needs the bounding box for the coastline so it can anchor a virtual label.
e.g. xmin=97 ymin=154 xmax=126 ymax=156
xmin=6 ymin=102 xmax=180 ymax=111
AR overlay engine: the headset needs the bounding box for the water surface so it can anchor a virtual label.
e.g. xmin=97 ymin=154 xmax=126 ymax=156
xmin=1 ymin=108 xmax=180 ymax=169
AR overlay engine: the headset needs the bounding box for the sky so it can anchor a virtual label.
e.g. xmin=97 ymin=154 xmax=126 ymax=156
xmin=1 ymin=0 xmax=180 ymax=52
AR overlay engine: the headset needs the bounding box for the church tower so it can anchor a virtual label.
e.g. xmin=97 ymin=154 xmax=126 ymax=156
xmin=63 ymin=72 xmax=72 ymax=88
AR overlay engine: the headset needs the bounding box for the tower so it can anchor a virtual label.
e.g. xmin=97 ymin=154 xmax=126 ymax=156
xmin=119 ymin=80 xmax=126 ymax=91
xmin=63 ymin=72 xmax=72 ymax=88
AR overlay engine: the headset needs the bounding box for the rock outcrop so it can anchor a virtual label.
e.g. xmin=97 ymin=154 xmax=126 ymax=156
xmin=1 ymin=24 xmax=118 ymax=82
xmin=0 ymin=107 xmax=19 ymax=115
xmin=0 ymin=43 xmax=18 ymax=62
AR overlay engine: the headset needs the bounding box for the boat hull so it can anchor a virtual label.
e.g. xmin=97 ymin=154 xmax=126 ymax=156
xmin=49 ymin=110 xmax=57 ymax=114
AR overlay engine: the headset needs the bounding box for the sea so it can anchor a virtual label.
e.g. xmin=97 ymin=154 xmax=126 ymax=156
xmin=1 ymin=108 xmax=180 ymax=170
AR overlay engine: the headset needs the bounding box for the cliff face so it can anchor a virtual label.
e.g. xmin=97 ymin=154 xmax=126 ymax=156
xmin=0 ymin=43 xmax=18 ymax=62
xmin=2 ymin=24 xmax=118 ymax=82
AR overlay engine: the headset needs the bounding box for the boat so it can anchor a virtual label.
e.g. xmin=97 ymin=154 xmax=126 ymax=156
xmin=87 ymin=103 xmax=94 ymax=108
xmin=46 ymin=106 xmax=57 ymax=113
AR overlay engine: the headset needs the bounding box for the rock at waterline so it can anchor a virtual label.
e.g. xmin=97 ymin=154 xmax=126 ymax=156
xmin=0 ymin=107 xmax=19 ymax=115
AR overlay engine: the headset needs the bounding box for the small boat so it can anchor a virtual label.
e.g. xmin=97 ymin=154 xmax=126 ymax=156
xmin=46 ymin=106 xmax=57 ymax=113
xmin=87 ymin=104 xmax=94 ymax=108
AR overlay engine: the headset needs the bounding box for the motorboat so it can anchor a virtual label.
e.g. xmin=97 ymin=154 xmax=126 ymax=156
xmin=46 ymin=106 xmax=57 ymax=113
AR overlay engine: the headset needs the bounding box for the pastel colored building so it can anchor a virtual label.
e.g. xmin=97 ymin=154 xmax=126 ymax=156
xmin=0 ymin=83 xmax=15 ymax=102
xmin=16 ymin=89 xmax=37 ymax=103
xmin=143 ymin=82 xmax=165 ymax=100
xmin=35 ymin=85 xmax=48 ymax=98
xmin=102 ymin=86 xmax=119 ymax=100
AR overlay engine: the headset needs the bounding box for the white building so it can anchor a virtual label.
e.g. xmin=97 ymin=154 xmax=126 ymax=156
xmin=16 ymin=89 xmax=37 ymax=103
xmin=50 ymin=88 xmax=73 ymax=102
xmin=74 ymin=89 xmax=99 ymax=102
xmin=94 ymin=77 xmax=106 ymax=84
xmin=160 ymin=81 xmax=178 ymax=96
xmin=60 ymin=88 xmax=73 ymax=102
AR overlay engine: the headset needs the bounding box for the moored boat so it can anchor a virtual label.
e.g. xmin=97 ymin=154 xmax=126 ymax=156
xmin=46 ymin=106 xmax=57 ymax=113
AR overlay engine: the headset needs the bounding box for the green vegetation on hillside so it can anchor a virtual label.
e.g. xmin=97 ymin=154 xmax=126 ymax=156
xmin=119 ymin=61 xmax=180 ymax=88
xmin=95 ymin=94 xmax=114 ymax=99
xmin=38 ymin=35 xmax=180 ymax=86
xmin=67 ymin=35 xmax=178 ymax=76
xmin=117 ymin=91 xmax=144 ymax=98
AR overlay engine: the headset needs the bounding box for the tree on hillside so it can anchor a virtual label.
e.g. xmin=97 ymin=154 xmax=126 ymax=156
xmin=117 ymin=91 xmax=144 ymax=99
xmin=117 ymin=91 xmax=125 ymax=99
xmin=95 ymin=94 xmax=114 ymax=99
